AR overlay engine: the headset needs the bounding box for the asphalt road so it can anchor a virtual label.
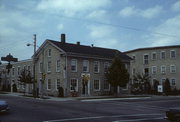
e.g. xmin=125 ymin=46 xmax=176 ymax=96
xmin=1 ymin=95 xmax=179 ymax=122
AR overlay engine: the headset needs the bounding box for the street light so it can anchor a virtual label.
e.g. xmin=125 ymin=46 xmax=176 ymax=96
xmin=27 ymin=34 xmax=37 ymax=98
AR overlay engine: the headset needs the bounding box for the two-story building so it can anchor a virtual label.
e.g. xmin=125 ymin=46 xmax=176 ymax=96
xmin=125 ymin=45 xmax=180 ymax=90
xmin=0 ymin=34 xmax=131 ymax=97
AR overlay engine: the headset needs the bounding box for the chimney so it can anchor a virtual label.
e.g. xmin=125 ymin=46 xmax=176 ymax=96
xmin=91 ymin=44 xmax=94 ymax=47
xmin=77 ymin=41 xmax=80 ymax=45
xmin=61 ymin=34 xmax=66 ymax=43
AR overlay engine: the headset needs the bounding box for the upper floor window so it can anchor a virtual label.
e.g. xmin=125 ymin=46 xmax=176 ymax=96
xmin=17 ymin=66 xmax=21 ymax=75
xmin=83 ymin=60 xmax=89 ymax=72
xmin=160 ymin=51 xmax=166 ymax=59
xmin=70 ymin=79 xmax=78 ymax=91
xmin=48 ymin=49 xmax=51 ymax=57
xmin=170 ymin=65 xmax=176 ymax=73
xmin=170 ymin=50 xmax=176 ymax=59
xmin=71 ymin=59 xmax=77 ymax=72
xmin=94 ymin=79 xmax=100 ymax=91
xmin=47 ymin=79 xmax=51 ymax=90
xmin=151 ymin=52 xmax=157 ymax=60
xmin=12 ymin=67 xmax=15 ymax=76
xmin=39 ymin=62 xmax=43 ymax=73
xmin=143 ymin=54 xmax=149 ymax=64
xmin=56 ymin=60 xmax=60 ymax=72
xmin=47 ymin=61 xmax=51 ymax=72
xmin=94 ymin=61 xmax=100 ymax=73
xmin=104 ymin=62 xmax=109 ymax=73
xmin=152 ymin=66 xmax=157 ymax=74
xmin=161 ymin=65 xmax=166 ymax=74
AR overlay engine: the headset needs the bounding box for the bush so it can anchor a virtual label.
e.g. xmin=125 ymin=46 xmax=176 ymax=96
xmin=58 ymin=87 xmax=64 ymax=97
xmin=12 ymin=84 xmax=17 ymax=92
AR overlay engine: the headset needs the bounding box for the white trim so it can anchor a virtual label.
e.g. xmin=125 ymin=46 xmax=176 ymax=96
xmin=82 ymin=60 xmax=89 ymax=72
xmin=151 ymin=66 xmax=157 ymax=74
xmin=56 ymin=79 xmax=61 ymax=91
xmin=151 ymin=52 xmax=157 ymax=60
xmin=104 ymin=79 xmax=110 ymax=91
xmin=12 ymin=67 xmax=15 ymax=76
xmin=170 ymin=50 xmax=176 ymax=59
xmin=71 ymin=59 xmax=77 ymax=72
xmin=170 ymin=64 xmax=176 ymax=73
xmin=160 ymin=51 xmax=166 ymax=59
xmin=48 ymin=49 xmax=52 ymax=57
xmin=70 ymin=78 xmax=78 ymax=92
xmin=56 ymin=60 xmax=61 ymax=72
xmin=93 ymin=79 xmax=100 ymax=91
xmin=161 ymin=65 xmax=166 ymax=74
xmin=170 ymin=78 xmax=176 ymax=86
xmin=143 ymin=54 xmax=149 ymax=65
xmin=94 ymin=61 xmax=100 ymax=73
xmin=47 ymin=61 xmax=51 ymax=73
xmin=47 ymin=79 xmax=51 ymax=90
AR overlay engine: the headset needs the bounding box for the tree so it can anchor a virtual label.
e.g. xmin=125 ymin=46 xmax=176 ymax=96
xmin=132 ymin=73 xmax=151 ymax=94
xmin=106 ymin=54 xmax=129 ymax=95
xmin=18 ymin=69 xmax=33 ymax=95
xmin=153 ymin=79 xmax=159 ymax=94
xmin=164 ymin=78 xmax=171 ymax=95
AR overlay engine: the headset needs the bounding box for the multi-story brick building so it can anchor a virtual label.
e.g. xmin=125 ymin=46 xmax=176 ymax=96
xmin=125 ymin=45 xmax=180 ymax=90
xmin=0 ymin=34 xmax=131 ymax=96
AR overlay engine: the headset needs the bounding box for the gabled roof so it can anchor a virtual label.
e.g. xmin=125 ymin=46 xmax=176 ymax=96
xmin=48 ymin=40 xmax=131 ymax=61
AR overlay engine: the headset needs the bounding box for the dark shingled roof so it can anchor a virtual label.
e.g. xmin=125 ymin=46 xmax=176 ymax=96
xmin=49 ymin=40 xmax=131 ymax=61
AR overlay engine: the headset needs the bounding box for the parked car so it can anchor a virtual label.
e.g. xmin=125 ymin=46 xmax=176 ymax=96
xmin=166 ymin=108 xmax=180 ymax=122
xmin=0 ymin=100 xmax=9 ymax=113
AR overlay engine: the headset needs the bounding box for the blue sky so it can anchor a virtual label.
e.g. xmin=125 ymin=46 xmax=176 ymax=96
xmin=0 ymin=0 xmax=180 ymax=61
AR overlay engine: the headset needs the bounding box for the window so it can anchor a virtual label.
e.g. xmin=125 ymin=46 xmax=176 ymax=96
xmin=143 ymin=54 xmax=149 ymax=64
xmin=82 ymin=60 xmax=89 ymax=72
xmin=160 ymin=51 xmax=166 ymax=59
xmin=47 ymin=61 xmax=51 ymax=72
xmin=56 ymin=60 xmax=60 ymax=72
xmin=161 ymin=78 xmax=166 ymax=85
xmin=17 ymin=66 xmax=20 ymax=75
xmin=144 ymin=68 xmax=149 ymax=76
xmin=170 ymin=50 xmax=176 ymax=58
xmin=152 ymin=52 xmax=157 ymax=60
xmin=27 ymin=65 xmax=31 ymax=71
xmin=12 ymin=67 xmax=15 ymax=76
xmin=47 ymin=79 xmax=51 ymax=90
xmin=152 ymin=66 xmax=157 ymax=74
xmin=70 ymin=79 xmax=78 ymax=91
xmin=171 ymin=78 xmax=176 ymax=86
xmin=94 ymin=61 xmax=100 ymax=73
xmin=104 ymin=62 xmax=109 ymax=73
xmin=104 ymin=79 xmax=110 ymax=90
xmin=161 ymin=65 xmax=166 ymax=74
xmin=56 ymin=79 xmax=61 ymax=90
xmin=48 ymin=49 xmax=51 ymax=57
xmin=71 ymin=59 xmax=77 ymax=72
xmin=94 ymin=79 xmax=100 ymax=91
xmin=23 ymin=65 xmax=26 ymax=70
xmin=39 ymin=62 xmax=43 ymax=73
xmin=170 ymin=65 xmax=176 ymax=73
xmin=132 ymin=55 xmax=136 ymax=62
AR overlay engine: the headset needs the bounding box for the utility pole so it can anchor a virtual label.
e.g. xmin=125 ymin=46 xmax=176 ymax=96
xmin=33 ymin=34 xmax=36 ymax=98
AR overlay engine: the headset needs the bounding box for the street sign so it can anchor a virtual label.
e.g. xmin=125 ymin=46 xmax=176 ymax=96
xmin=158 ymin=85 xmax=163 ymax=93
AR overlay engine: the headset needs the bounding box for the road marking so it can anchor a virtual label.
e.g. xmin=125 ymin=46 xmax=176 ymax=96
xmin=81 ymin=97 xmax=151 ymax=102
xmin=43 ymin=113 xmax=163 ymax=122
xmin=112 ymin=117 xmax=164 ymax=122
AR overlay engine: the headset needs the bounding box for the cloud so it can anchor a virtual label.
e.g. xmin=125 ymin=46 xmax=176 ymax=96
xmin=37 ymin=0 xmax=111 ymax=16
xmin=57 ymin=24 xmax=64 ymax=30
xmin=145 ymin=14 xmax=180 ymax=46
xmin=171 ymin=1 xmax=180 ymax=11
xmin=87 ymin=10 xmax=108 ymax=22
xmin=119 ymin=5 xmax=162 ymax=18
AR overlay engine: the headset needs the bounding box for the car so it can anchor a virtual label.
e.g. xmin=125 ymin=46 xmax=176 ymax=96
xmin=166 ymin=108 xmax=180 ymax=122
xmin=0 ymin=100 xmax=9 ymax=113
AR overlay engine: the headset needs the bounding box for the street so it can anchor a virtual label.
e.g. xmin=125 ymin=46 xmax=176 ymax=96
xmin=1 ymin=95 xmax=180 ymax=122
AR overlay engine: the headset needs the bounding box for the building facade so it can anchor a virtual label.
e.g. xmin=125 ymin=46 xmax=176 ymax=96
xmin=125 ymin=45 xmax=180 ymax=90
xmin=0 ymin=34 xmax=131 ymax=96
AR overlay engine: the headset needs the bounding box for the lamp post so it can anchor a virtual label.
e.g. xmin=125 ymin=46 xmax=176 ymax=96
xmin=27 ymin=34 xmax=37 ymax=98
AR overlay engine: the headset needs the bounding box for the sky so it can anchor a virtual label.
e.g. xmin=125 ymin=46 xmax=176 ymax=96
xmin=0 ymin=0 xmax=180 ymax=61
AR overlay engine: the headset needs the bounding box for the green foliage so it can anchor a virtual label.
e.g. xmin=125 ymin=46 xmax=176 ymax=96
xmin=18 ymin=69 xmax=33 ymax=84
xmin=132 ymin=73 xmax=151 ymax=94
xmin=58 ymin=87 xmax=64 ymax=97
xmin=106 ymin=53 xmax=129 ymax=90
xmin=164 ymin=78 xmax=171 ymax=95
